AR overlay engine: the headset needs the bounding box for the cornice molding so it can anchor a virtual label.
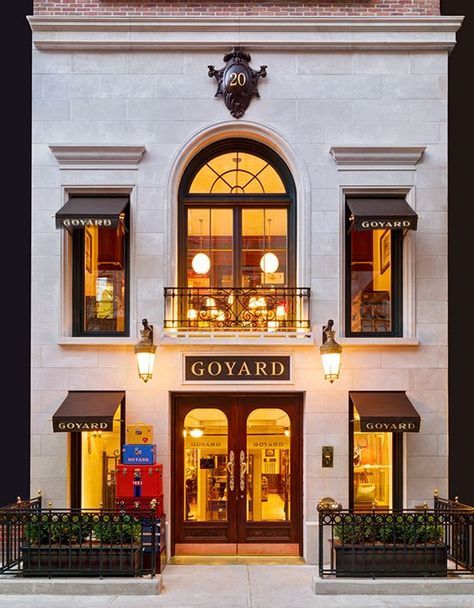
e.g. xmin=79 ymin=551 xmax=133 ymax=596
xmin=49 ymin=145 xmax=146 ymax=167
xmin=330 ymin=146 xmax=426 ymax=170
xmin=28 ymin=16 xmax=463 ymax=52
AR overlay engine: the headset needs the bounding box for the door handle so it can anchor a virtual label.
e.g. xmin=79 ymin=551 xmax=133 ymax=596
xmin=239 ymin=450 xmax=247 ymax=492
xmin=226 ymin=450 xmax=235 ymax=492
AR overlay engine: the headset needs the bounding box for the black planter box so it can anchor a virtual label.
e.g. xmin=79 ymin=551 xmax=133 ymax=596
xmin=21 ymin=545 xmax=141 ymax=577
xmin=333 ymin=543 xmax=448 ymax=577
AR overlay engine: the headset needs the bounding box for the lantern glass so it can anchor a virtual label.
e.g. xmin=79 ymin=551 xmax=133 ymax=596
xmin=321 ymin=352 xmax=341 ymax=383
xmin=136 ymin=351 xmax=155 ymax=383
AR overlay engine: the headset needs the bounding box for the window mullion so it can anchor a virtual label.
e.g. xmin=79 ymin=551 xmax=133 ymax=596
xmin=234 ymin=207 xmax=242 ymax=288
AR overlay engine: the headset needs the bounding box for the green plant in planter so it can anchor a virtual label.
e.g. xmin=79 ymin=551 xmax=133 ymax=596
xmin=334 ymin=517 xmax=374 ymax=544
xmin=334 ymin=514 xmax=443 ymax=545
xmin=92 ymin=514 xmax=141 ymax=545
xmin=24 ymin=513 xmax=94 ymax=546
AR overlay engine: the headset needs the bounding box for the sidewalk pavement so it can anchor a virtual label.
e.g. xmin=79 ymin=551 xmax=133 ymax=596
xmin=1 ymin=565 xmax=473 ymax=607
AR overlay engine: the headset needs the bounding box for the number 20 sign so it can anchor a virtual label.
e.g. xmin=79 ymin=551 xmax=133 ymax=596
xmin=208 ymin=47 xmax=267 ymax=119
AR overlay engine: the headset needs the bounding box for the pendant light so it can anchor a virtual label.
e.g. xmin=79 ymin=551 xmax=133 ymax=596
xmin=192 ymin=217 xmax=211 ymax=275
xmin=260 ymin=217 xmax=279 ymax=274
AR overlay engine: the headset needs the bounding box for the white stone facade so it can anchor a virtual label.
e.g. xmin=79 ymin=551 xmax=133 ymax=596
xmin=29 ymin=16 xmax=460 ymax=563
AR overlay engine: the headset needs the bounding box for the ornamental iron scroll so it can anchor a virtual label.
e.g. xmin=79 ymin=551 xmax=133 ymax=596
xmin=208 ymin=47 xmax=267 ymax=118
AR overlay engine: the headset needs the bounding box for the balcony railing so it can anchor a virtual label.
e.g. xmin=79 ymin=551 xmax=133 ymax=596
xmin=163 ymin=287 xmax=311 ymax=335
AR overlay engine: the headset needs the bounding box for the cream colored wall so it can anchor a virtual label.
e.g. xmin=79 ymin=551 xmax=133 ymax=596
xmin=31 ymin=24 xmax=450 ymax=563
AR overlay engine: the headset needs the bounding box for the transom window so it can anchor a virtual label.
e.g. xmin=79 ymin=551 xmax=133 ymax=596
xmin=189 ymin=152 xmax=286 ymax=195
xmin=179 ymin=139 xmax=296 ymax=289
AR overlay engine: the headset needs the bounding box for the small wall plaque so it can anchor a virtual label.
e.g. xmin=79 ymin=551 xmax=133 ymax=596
xmin=208 ymin=47 xmax=267 ymax=118
xmin=322 ymin=446 xmax=334 ymax=468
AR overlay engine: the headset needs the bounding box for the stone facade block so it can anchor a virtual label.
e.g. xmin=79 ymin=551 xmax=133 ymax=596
xmin=99 ymin=74 xmax=156 ymax=99
xmin=382 ymin=75 xmax=447 ymax=99
xmin=33 ymin=99 xmax=71 ymax=121
xmin=297 ymin=100 xmax=353 ymax=122
xmin=410 ymin=52 xmax=448 ymax=74
xmin=354 ymin=52 xmax=409 ymax=74
xmin=72 ymin=52 xmax=128 ymax=74
xmin=42 ymin=74 xmax=100 ymax=99
xmin=71 ymin=99 xmax=128 ymax=121
xmin=354 ymin=99 xmax=409 ymax=122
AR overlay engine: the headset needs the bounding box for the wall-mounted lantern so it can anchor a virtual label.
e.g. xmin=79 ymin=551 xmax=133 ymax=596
xmin=135 ymin=319 xmax=157 ymax=383
xmin=319 ymin=319 xmax=342 ymax=383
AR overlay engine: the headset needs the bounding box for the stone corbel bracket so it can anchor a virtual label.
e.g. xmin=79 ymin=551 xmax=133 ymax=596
xmin=330 ymin=146 xmax=426 ymax=171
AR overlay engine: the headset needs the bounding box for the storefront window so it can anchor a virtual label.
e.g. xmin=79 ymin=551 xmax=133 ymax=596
xmin=346 ymin=201 xmax=403 ymax=337
xmin=246 ymin=408 xmax=290 ymax=522
xmin=183 ymin=408 xmax=228 ymax=522
xmin=73 ymin=213 xmax=128 ymax=336
xmin=353 ymin=421 xmax=393 ymax=511
xmin=81 ymin=414 xmax=121 ymax=510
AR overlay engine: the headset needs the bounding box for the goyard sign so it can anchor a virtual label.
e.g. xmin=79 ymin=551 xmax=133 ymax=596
xmin=184 ymin=355 xmax=291 ymax=382
xmin=208 ymin=47 xmax=267 ymax=118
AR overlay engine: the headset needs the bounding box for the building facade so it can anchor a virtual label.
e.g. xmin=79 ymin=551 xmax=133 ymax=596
xmin=29 ymin=1 xmax=462 ymax=563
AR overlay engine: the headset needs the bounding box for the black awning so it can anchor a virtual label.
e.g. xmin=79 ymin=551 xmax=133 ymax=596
xmin=350 ymin=391 xmax=421 ymax=432
xmin=55 ymin=197 xmax=129 ymax=230
xmin=347 ymin=198 xmax=418 ymax=232
xmin=52 ymin=391 xmax=125 ymax=432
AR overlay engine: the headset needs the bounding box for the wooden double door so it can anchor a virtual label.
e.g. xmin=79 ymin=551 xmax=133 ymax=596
xmin=172 ymin=393 xmax=303 ymax=555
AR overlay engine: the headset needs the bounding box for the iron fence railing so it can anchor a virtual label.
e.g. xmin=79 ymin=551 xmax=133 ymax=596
xmin=0 ymin=508 xmax=165 ymax=577
xmin=434 ymin=493 xmax=473 ymax=572
xmin=318 ymin=497 xmax=474 ymax=578
xmin=163 ymin=286 xmax=311 ymax=334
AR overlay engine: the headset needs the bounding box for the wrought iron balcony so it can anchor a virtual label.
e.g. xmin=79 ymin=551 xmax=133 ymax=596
xmin=163 ymin=287 xmax=311 ymax=335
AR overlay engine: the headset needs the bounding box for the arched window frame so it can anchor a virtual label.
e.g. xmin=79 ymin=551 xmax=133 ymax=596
xmin=178 ymin=138 xmax=296 ymax=288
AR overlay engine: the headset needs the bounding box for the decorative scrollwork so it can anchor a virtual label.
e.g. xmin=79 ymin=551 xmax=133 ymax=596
xmin=208 ymin=47 xmax=267 ymax=119
xmin=165 ymin=286 xmax=310 ymax=333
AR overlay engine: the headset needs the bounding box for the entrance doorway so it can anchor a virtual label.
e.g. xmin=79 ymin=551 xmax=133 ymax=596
xmin=172 ymin=393 xmax=303 ymax=555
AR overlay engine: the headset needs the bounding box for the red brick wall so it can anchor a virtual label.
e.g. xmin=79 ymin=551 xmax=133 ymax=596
xmin=34 ymin=1 xmax=441 ymax=17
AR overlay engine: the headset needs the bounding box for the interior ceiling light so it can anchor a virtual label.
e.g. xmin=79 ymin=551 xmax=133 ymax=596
xmin=192 ymin=217 xmax=211 ymax=274
xmin=259 ymin=217 xmax=279 ymax=274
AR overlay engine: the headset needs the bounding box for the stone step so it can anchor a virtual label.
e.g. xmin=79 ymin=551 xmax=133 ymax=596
xmin=313 ymin=575 xmax=474 ymax=595
xmin=0 ymin=576 xmax=162 ymax=595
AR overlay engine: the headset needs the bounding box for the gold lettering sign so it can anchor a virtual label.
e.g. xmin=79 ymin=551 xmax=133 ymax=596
xmin=184 ymin=356 xmax=291 ymax=382
xmin=361 ymin=420 xmax=420 ymax=433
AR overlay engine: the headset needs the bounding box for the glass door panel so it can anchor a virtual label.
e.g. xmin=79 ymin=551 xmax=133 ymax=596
xmin=241 ymin=208 xmax=288 ymax=288
xmin=187 ymin=208 xmax=233 ymax=288
xmin=245 ymin=408 xmax=291 ymax=522
xmin=183 ymin=408 xmax=229 ymax=522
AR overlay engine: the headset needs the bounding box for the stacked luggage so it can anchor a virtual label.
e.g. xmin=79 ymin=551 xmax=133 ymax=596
xmin=115 ymin=423 xmax=166 ymax=572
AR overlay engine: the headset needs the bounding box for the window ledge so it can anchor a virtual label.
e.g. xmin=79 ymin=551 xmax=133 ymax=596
xmin=338 ymin=337 xmax=419 ymax=347
xmin=159 ymin=331 xmax=314 ymax=346
xmin=57 ymin=337 xmax=137 ymax=346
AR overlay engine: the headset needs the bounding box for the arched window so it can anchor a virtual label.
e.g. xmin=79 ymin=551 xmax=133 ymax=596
xmin=178 ymin=139 xmax=296 ymax=288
